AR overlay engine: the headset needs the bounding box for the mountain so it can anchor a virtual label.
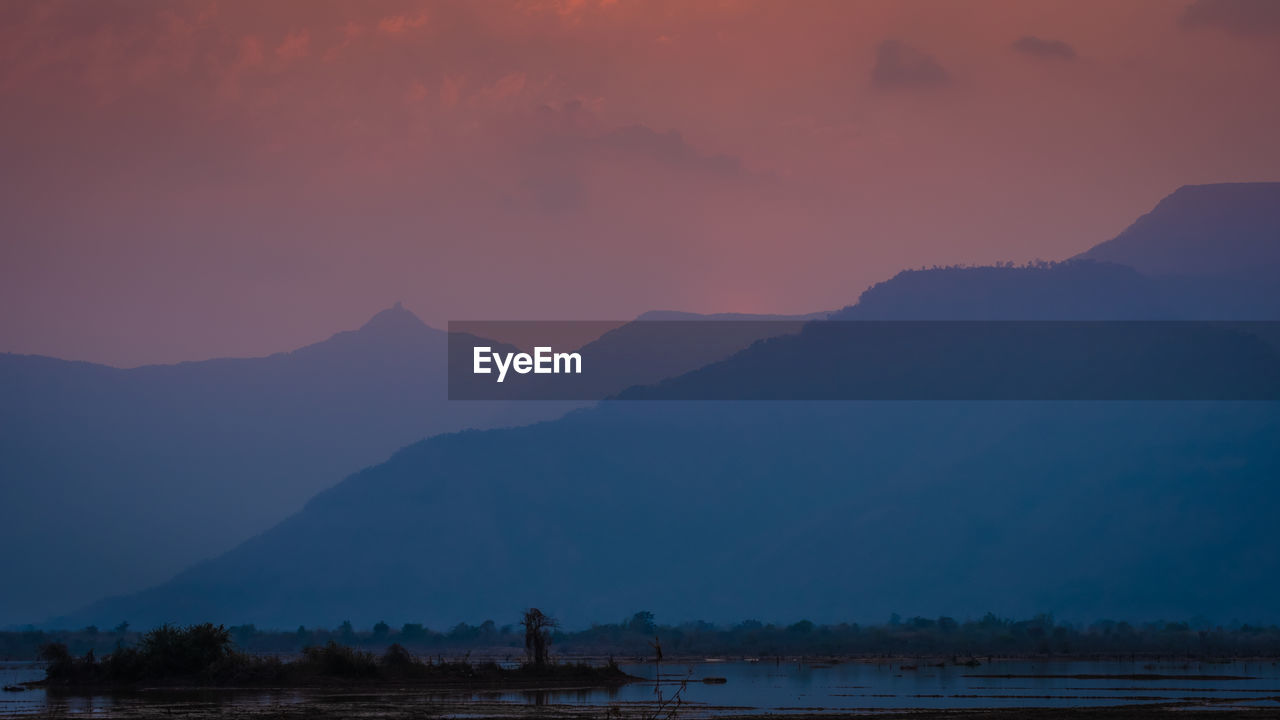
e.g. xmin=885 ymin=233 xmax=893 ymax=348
xmin=1076 ymin=182 xmax=1280 ymax=276
xmin=67 ymin=184 xmax=1280 ymax=629
xmin=618 ymin=319 xmax=1280 ymax=401
xmin=0 ymin=304 xmax=576 ymax=625
xmin=4 ymin=305 xmax=813 ymax=626
xmin=835 ymin=261 xmax=1175 ymax=320
xmin=837 ymin=182 xmax=1280 ymax=322
xmin=68 ymin=400 xmax=1280 ymax=629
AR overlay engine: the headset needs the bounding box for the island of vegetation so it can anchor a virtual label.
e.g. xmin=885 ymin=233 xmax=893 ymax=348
xmin=10 ymin=610 xmax=1280 ymax=693
xmin=31 ymin=609 xmax=633 ymax=690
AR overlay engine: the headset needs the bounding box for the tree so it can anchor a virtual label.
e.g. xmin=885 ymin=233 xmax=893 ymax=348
xmin=400 ymin=623 xmax=427 ymax=641
xmin=521 ymin=608 xmax=557 ymax=667
xmin=627 ymin=611 xmax=656 ymax=635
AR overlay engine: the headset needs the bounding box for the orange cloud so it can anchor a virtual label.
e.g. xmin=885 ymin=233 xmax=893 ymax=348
xmin=275 ymin=29 xmax=310 ymax=62
xmin=405 ymin=80 xmax=429 ymax=103
xmin=377 ymin=13 xmax=429 ymax=34
xmin=324 ymin=21 xmax=366 ymax=60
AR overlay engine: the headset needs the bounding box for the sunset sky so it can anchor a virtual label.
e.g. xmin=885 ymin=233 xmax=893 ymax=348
xmin=3 ymin=0 xmax=1279 ymax=366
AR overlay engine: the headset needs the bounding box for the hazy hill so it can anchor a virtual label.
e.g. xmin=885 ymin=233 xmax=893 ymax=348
xmin=834 ymin=261 xmax=1173 ymax=320
xmin=67 ymin=183 xmax=1280 ymax=629
xmin=0 ymin=304 xmax=575 ymax=625
xmin=4 ymin=305 xmax=813 ymax=626
xmin=1076 ymin=182 xmax=1280 ymax=276
xmin=69 ymin=399 xmax=1279 ymax=629
xmin=841 ymin=183 xmax=1280 ymax=321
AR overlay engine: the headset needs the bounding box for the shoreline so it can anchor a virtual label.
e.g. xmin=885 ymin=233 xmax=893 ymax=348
xmin=9 ymin=697 xmax=1280 ymax=720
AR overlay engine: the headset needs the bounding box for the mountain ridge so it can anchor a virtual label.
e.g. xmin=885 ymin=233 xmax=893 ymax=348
xmin=0 ymin=304 xmax=569 ymax=625
xmin=1075 ymin=182 xmax=1280 ymax=276
xmin=60 ymin=182 xmax=1280 ymax=629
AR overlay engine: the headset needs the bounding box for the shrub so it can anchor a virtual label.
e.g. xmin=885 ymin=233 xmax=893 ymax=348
xmin=139 ymin=623 xmax=233 ymax=678
xmin=300 ymin=641 xmax=379 ymax=678
xmin=39 ymin=643 xmax=75 ymax=680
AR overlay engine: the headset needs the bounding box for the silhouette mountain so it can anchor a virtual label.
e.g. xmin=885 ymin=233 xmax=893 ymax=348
xmin=0 ymin=304 xmax=575 ymax=624
xmin=834 ymin=261 xmax=1174 ymax=320
xmin=1076 ymin=182 xmax=1280 ymax=276
xmin=3 ymin=305 xmax=814 ymax=625
xmin=64 ymin=183 xmax=1280 ymax=629
xmin=66 ymin=400 xmax=1279 ymax=628
xmin=840 ymin=183 xmax=1280 ymax=321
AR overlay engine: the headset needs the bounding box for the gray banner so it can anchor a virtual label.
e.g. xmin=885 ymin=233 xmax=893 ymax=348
xmin=448 ymin=320 xmax=1280 ymax=401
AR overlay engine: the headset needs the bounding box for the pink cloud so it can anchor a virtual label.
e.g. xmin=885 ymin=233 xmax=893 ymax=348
xmin=377 ymin=13 xmax=428 ymax=34
xmin=274 ymin=29 xmax=310 ymax=62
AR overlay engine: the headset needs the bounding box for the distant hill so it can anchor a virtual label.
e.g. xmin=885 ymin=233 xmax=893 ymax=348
xmin=67 ymin=399 xmax=1280 ymax=629
xmin=834 ymin=261 xmax=1174 ymax=320
xmin=1076 ymin=182 xmax=1280 ymax=276
xmin=3 ymin=305 xmax=815 ymax=626
xmin=836 ymin=183 xmax=1280 ymax=321
xmin=66 ymin=183 xmax=1280 ymax=629
xmin=0 ymin=304 xmax=576 ymax=625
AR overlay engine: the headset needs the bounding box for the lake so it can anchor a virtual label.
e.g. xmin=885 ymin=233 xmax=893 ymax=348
xmin=4 ymin=658 xmax=1280 ymax=717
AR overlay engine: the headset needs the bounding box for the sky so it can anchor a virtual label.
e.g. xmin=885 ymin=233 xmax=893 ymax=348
xmin=2 ymin=0 xmax=1279 ymax=367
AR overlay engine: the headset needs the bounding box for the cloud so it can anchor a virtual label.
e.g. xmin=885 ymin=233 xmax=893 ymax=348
xmin=1011 ymin=36 xmax=1077 ymax=61
xmin=599 ymin=125 xmax=744 ymax=176
xmin=275 ymin=29 xmax=310 ymax=62
xmin=511 ymin=103 xmax=752 ymax=213
xmin=1180 ymin=0 xmax=1280 ymax=36
xmin=871 ymin=40 xmax=950 ymax=91
xmin=377 ymin=13 xmax=428 ymax=35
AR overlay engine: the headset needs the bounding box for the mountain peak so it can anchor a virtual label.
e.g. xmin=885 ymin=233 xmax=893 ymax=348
xmin=292 ymin=303 xmax=437 ymax=356
xmin=358 ymin=302 xmax=430 ymax=335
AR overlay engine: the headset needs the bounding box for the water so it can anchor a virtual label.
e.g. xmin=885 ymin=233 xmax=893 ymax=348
xmin=1 ymin=663 xmax=46 ymax=716
xmin=607 ymin=659 xmax=1280 ymax=713
xmin=4 ymin=659 xmax=1280 ymax=717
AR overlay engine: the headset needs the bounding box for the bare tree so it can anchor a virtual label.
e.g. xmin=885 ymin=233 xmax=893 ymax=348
xmin=521 ymin=608 xmax=557 ymax=667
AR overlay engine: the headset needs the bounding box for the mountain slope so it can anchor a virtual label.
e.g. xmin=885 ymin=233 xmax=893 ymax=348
xmin=71 ymin=400 xmax=1280 ymax=628
xmin=835 ymin=261 xmax=1173 ymax=320
xmin=838 ymin=182 xmax=1280 ymax=322
xmin=0 ymin=304 xmax=573 ymax=624
xmin=4 ymin=304 xmax=812 ymax=625
xmin=1076 ymin=182 xmax=1280 ymax=276
xmin=70 ymin=184 xmax=1280 ymax=629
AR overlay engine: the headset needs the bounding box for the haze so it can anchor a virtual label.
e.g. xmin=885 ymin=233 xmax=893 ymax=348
xmin=3 ymin=0 xmax=1279 ymax=366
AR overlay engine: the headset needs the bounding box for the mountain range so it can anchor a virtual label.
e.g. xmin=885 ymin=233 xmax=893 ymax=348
xmin=20 ymin=182 xmax=1280 ymax=629
xmin=0 ymin=306 xmax=577 ymax=623
xmin=2 ymin=305 xmax=816 ymax=625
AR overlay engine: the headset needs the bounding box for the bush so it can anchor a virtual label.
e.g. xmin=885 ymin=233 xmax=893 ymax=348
xmin=38 ymin=643 xmax=75 ymax=680
xmin=300 ymin=641 xmax=379 ymax=678
xmin=36 ymin=623 xmax=630 ymax=689
xmin=139 ymin=623 xmax=233 ymax=678
xmin=381 ymin=643 xmax=415 ymax=669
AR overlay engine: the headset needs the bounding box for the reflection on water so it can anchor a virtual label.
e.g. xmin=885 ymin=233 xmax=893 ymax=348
xmin=4 ymin=659 xmax=1280 ymax=717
